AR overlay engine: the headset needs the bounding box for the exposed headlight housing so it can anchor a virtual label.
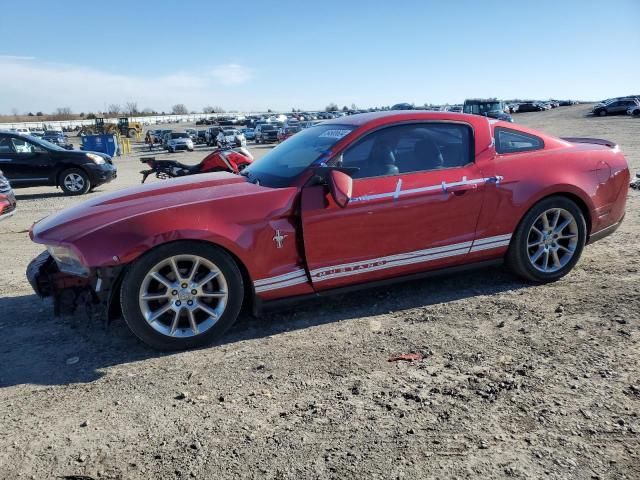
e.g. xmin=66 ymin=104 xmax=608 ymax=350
xmin=86 ymin=153 xmax=105 ymax=165
xmin=47 ymin=245 xmax=89 ymax=276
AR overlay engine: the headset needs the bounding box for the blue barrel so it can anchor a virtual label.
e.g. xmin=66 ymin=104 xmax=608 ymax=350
xmin=81 ymin=134 xmax=119 ymax=157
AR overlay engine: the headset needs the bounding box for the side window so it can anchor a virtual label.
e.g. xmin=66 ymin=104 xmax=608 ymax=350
xmin=0 ymin=137 xmax=16 ymax=154
xmin=341 ymin=123 xmax=472 ymax=179
xmin=495 ymin=127 xmax=544 ymax=154
xmin=11 ymin=138 xmax=42 ymax=154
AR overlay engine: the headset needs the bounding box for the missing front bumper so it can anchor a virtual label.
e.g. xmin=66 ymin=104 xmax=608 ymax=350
xmin=26 ymin=251 xmax=122 ymax=319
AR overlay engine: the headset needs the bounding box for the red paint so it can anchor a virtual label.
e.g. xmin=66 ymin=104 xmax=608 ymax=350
xmin=30 ymin=112 xmax=630 ymax=303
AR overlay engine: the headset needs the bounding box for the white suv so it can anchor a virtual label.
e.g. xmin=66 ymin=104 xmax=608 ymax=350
xmin=164 ymin=132 xmax=194 ymax=152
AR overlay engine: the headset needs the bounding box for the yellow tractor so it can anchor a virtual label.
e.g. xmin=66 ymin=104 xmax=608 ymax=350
xmin=117 ymin=117 xmax=143 ymax=139
xmin=78 ymin=117 xmax=142 ymax=139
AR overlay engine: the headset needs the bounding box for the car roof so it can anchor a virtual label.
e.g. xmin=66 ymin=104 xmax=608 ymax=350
xmin=321 ymin=110 xmax=487 ymax=127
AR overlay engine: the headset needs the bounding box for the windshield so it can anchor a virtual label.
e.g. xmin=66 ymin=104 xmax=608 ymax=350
xmin=463 ymin=102 xmax=503 ymax=114
xmin=243 ymin=124 xmax=355 ymax=188
xmin=171 ymin=133 xmax=189 ymax=138
xmin=27 ymin=134 xmax=66 ymax=151
xmin=223 ymin=130 xmax=237 ymax=135
xmin=262 ymin=125 xmax=277 ymax=131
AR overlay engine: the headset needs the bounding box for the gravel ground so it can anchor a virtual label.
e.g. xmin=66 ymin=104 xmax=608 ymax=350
xmin=0 ymin=105 xmax=638 ymax=479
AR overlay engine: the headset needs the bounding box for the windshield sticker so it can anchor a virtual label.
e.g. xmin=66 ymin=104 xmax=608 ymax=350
xmin=319 ymin=129 xmax=351 ymax=139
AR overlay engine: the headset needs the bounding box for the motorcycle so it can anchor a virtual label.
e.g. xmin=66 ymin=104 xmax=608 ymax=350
xmin=140 ymin=145 xmax=254 ymax=183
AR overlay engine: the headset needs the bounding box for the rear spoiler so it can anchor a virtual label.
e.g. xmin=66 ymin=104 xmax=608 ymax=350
xmin=561 ymin=137 xmax=617 ymax=148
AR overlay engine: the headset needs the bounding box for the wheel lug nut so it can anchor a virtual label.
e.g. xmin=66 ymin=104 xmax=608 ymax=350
xmin=187 ymin=300 xmax=193 ymax=306
xmin=175 ymin=300 xmax=181 ymax=306
xmin=181 ymin=283 xmax=188 ymax=288
xmin=191 ymin=289 xmax=197 ymax=295
xmin=172 ymin=290 xmax=178 ymax=296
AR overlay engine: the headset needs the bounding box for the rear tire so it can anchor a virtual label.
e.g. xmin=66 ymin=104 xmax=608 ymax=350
xmin=121 ymin=241 xmax=244 ymax=350
xmin=59 ymin=168 xmax=91 ymax=195
xmin=506 ymin=196 xmax=586 ymax=282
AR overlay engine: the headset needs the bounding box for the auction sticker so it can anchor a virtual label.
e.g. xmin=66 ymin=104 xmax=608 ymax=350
xmin=319 ymin=129 xmax=351 ymax=139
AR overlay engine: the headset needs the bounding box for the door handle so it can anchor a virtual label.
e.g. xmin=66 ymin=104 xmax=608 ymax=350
xmin=484 ymin=175 xmax=504 ymax=184
xmin=446 ymin=183 xmax=477 ymax=194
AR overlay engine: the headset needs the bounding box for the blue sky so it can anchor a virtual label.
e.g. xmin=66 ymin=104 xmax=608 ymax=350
xmin=1 ymin=0 xmax=638 ymax=113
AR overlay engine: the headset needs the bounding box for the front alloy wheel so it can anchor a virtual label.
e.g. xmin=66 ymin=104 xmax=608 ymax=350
xmin=139 ymin=255 xmax=228 ymax=338
xmin=121 ymin=242 xmax=244 ymax=350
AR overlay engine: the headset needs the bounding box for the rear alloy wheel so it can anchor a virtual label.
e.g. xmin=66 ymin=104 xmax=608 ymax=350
xmin=121 ymin=242 xmax=243 ymax=350
xmin=507 ymin=196 xmax=586 ymax=282
xmin=60 ymin=168 xmax=90 ymax=195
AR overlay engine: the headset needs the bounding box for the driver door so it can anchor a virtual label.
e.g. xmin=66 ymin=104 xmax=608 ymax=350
xmin=300 ymin=122 xmax=486 ymax=291
xmin=0 ymin=136 xmax=53 ymax=185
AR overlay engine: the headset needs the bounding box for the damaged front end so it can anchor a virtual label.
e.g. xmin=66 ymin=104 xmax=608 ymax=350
xmin=27 ymin=250 xmax=123 ymax=321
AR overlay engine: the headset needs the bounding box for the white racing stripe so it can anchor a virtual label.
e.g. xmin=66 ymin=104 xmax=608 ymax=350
xmin=472 ymin=233 xmax=512 ymax=246
xmin=253 ymin=269 xmax=306 ymax=287
xmin=253 ymin=234 xmax=512 ymax=292
xmin=309 ymin=241 xmax=473 ymax=282
xmin=254 ymin=268 xmax=307 ymax=293
xmin=255 ymin=275 xmax=309 ymax=293
xmin=469 ymin=240 xmax=512 ymax=253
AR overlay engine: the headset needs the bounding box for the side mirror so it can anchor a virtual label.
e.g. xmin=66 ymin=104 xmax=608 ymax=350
xmin=328 ymin=169 xmax=352 ymax=208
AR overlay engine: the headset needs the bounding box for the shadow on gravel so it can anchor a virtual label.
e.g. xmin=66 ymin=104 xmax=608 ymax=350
xmin=0 ymin=266 xmax=526 ymax=389
xmin=14 ymin=191 xmax=67 ymax=201
xmin=227 ymin=265 xmax=526 ymax=344
xmin=0 ymin=294 xmax=164 ymax=389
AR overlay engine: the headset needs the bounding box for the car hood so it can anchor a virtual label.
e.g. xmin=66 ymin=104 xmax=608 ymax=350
xmin=51 ymin=149 xmax=111 ymax=161
xmin=31 ymin=172 xmax=259 ymax=244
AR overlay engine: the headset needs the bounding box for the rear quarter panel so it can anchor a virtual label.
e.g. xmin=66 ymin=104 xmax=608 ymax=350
xmin=475 ymin=136 xmax=629 ymax=247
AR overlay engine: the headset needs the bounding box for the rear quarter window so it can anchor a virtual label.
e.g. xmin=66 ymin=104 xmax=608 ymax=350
xmin=495 ymin=127 xmax=544 ymax=154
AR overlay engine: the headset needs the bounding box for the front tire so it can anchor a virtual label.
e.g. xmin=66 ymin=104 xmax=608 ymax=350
xmin=121 ymin=241 xmax=244 ymax=350
xmin=598 ymin=109 xmax=607 ymax=117
xmin=506 ymin=196 xmax=586 ymax=282
xmin=60 ymin=168 xmax=91 ymax=195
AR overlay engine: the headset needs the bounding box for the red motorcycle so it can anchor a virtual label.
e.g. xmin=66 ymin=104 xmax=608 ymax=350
xmin=140 ymin=146 xmax=253 ymax=183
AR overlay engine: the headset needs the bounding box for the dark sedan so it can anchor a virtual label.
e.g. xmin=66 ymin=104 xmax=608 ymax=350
xmin=42 ymin=131 xmax=73 ymax=150
xmin=0 ymin=131 xmax=117 ymax=195
xmin=593 ymin=98 xmax=638 ymax=116
xmin=517 ymin=102 xmax=545 ymax=112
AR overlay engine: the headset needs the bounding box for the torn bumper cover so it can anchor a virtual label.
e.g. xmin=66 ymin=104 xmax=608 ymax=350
xmin=27 ymin=251 xmax=122 ymax=319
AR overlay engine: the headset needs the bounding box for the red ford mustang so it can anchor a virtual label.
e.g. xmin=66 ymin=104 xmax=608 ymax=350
xmin=27 ymin=112 xmax=630 ymax=350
